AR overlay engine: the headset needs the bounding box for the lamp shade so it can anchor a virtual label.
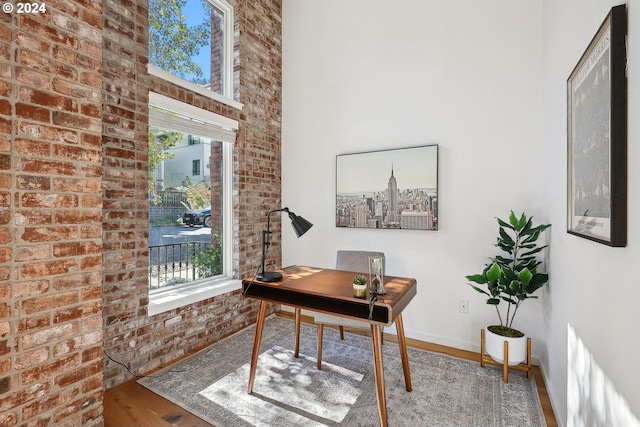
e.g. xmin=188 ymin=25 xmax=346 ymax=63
xmin=288 ymin=211 xmax=313 ymax=237
xmin=252 ymin=207 xmax=313 ymax=283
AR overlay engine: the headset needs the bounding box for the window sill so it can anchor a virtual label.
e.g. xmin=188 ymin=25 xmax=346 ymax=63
xmin=148 ymin=277 xmax=242 ymax=316
xmin=148 ymin=65 xmax=244 ymax=111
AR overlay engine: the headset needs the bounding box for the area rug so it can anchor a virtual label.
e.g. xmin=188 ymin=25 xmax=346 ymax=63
xmin=138 ymin=316 xmax=546 ymax=426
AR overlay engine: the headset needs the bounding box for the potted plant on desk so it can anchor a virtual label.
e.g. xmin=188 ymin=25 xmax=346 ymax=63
xmin=352 ymin=275 xmax=367 ymax=299
xmin=465 ymin=211 xmax=551 ymax=366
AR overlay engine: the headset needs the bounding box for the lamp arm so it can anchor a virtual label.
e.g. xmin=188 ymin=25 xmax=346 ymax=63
xmin=260 ymin=208 xmax=290 ymax=275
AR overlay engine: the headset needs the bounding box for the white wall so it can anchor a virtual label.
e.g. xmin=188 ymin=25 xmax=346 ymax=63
xmin=280 ymin=0 xmax=545 ymax=370
xmin=542 ymin=0 xmax=640 ymax=425
xmin=282 ymin=0 xmax=640 ymax=425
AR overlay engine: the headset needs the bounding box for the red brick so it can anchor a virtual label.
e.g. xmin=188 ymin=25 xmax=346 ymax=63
xmin=21 ymin=325 xmax=79 ymax=352
xmin=20 ymin=159 xmax=76 ymax=176
xmin=56 ymin=360 xmax=101 ymax=387
xmin=17 ymin=313 xmax=50 ymax=332
xmin=16 ymin=175 xmax=50 ymax=191
xmin=0 ymin=80 xmax=9 ymax=97
xmin=15 ymin=245 xmax=49 ymax=262
xmin=53 ymin=241 xmax=101 ymax=257
xmin=15 ymin=348 xmax=49 ymax=370
xmin=22 ymin=291 xmax=79 ymax=314
xmin=0 ymin=174 xmax=10 ymax=190
xmin=52 ymin=177 xmax=101 ymax=193
xmin=0 ymin=381 xmax=49 ymax=412
xmin=21 ymin=194 xmax=78 ymax=209
xmin=15 ymin=139 xmax=51 ymax=157
xmin=53 ymin=307 xmax=83 ymax=326
xmin=15 ymin=66 xmax=50 ymax=88
xmin=15 ymin=209 xmax=52 ymax=226
xmin=18 ymin=122 xmax=79 ymax=144
xmin=20 ymin=87 xmax=77 ymax=112
xmin=54 ymin=210 xmax=101 ymax=224
xmin=0 ymin=229 xmax=10 ymax=244
xmin=20 ymin=15 xmax=78 ymax=49
xmin=19 ymin=259 xmax=77 ymax=279
xmin=0 ymin=117 xmax=9 ymax=135
xmin=0 ymin=194 xmax=9 ymax=210
xmin=0 ymin=303 xmax=8 ymax=318
xmin=22 ymin=49 xmax=79 ymax=80
xmin=52 ymin=111 xmax=101 ymax=133
xmin=0 ymin=248 xmax=10 ymax=264
xmin=53 ymin=145 xmax=101 ymax=164
xmin=15 ymin=103 xmax=50 ymax=122
xmin=0 ymin=99 xmax=9 ymax=116
xmin=0 ymin=410 xmax=17 ymax=427
xmin=15 ymin=31 xmax=51 ymax=55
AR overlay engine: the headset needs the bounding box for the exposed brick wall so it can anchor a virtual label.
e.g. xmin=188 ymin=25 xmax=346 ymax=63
xmin=1 ymin=3 xmax=104 ymax=426
xmin=101 ymin=0 xmax=283 ymax=391
xmin=2 ymin=0 xmax=282 ymax=423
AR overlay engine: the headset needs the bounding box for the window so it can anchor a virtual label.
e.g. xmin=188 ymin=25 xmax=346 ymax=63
xmin=147 ymin=92 xmax=239 ymax=315
xmin=148 ymin=0 xmax=236 ymax=101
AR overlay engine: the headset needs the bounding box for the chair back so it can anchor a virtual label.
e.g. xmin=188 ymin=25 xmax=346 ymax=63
xmin=336 ymin=250 xmax=385 ymax=273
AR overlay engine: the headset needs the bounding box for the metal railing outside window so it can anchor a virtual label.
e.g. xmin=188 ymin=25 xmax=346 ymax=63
xmin=149 ymin=241 xmax=215 ymax=289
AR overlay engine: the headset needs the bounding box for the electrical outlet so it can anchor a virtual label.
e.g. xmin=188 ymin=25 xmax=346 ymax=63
xmin=459 ymin=299 xmax=469 ymax=313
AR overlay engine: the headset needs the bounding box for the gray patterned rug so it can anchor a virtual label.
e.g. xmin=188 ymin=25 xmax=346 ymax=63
xmin=138 ymin=315 xmax=546 ymax=426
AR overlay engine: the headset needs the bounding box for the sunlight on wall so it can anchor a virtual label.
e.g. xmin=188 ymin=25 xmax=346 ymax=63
xmin=568 ymin=324 xmax=640 ymax=427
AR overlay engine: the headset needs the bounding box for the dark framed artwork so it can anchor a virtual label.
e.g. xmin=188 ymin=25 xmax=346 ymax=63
xmin=567 ymin=5 xmax=627 ymax=247
xmin=336 ymin=145 xmax=438 ymax=231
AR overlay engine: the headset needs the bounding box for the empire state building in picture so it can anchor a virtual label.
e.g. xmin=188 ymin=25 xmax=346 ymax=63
xmin=386 ymin=165 xmax=400 ymax=226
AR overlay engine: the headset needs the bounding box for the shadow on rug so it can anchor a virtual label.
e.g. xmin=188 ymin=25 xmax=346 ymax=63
xmin=138 ymin=315 xmax=546 ymax=426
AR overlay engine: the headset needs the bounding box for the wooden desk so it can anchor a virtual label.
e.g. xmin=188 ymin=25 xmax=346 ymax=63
xmin=242 ymin=265 xmax=417 ymax=427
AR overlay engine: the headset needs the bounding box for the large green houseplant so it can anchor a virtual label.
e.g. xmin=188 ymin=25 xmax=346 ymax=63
xmin=466 ymin=211 xmax=551 ymax=339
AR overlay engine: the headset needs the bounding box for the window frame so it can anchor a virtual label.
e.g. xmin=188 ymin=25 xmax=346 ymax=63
xmin=147 ymin=92 xmax=240 ymax=316
xmin=147 ymin=0 xmax=240 ymax=107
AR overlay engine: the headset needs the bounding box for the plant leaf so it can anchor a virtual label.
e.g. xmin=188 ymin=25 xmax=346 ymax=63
xmin=509 ymin=211 xmax=520 ymax=229
xmin=517 ymin=268 xmax=533 ymax=286
xmin=465 ymin=274 xmax=487 ymax=284
xmin=486 ymin=262 xmax=502 ymax=282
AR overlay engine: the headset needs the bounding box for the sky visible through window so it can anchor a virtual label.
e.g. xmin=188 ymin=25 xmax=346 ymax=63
xmin=184 ymin=0 xmax=211 ymax=81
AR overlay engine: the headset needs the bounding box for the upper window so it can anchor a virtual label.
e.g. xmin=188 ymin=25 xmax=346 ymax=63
xmin=148 ymin=0 xmax=234 ymax=99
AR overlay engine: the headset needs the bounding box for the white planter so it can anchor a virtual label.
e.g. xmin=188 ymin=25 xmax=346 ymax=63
xmin=352 ymin=283 xmax=367 ymax=298
xmin=484 ymin=327 xmax=527 ymax=366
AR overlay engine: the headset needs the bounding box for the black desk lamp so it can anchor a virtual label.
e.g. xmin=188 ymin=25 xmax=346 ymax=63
xmin=256 ymin=207 xmax=313 ymax=282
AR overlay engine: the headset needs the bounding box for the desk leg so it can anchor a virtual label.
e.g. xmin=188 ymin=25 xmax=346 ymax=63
xmin=395 ymin=314 xmax=412 ymax=392
xmin=294 ymin=307 xmax=301 ymax=358
xmin=371 ymin=324 xmax=387 ymax=427
xmin=247 ymin=301 xmax=268 ymax=394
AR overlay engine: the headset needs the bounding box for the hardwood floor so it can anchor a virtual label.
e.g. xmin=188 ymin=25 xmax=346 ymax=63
xmin=104 ymin=311 xmax=558 ymax=427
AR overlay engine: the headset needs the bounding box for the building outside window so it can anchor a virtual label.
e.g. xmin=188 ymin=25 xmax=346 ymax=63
xmin=192 ymin=159 xmax=201 ymax=176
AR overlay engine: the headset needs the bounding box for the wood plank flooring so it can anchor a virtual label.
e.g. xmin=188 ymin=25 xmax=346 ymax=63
xmin=105 ymin=311 xmax=558 ymax=427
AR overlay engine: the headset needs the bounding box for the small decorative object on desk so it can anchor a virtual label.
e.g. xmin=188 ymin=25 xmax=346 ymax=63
xmin=368 ymin=255 xmax=385 ymax=295
xmin=352 ymin=275 xmax=367 ymax=298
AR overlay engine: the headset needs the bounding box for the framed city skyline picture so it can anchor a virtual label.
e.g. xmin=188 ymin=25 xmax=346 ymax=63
xmin=566 ymin=5 xmax=627 ymax=247
xmin=336 ymin=145 xmax=438 ymax=231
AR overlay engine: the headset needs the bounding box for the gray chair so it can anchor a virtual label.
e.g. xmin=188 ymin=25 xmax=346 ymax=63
xmin=314 ymin=250 xmax=385 ymax=369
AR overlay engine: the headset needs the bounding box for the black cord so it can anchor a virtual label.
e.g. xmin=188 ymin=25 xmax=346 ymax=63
xmin=368 ymin=294 xmax=378 ymax=321
xmin=242 ymin=261 xmax=264 ymax=297
xmin=103 ymin=349 xmax=196 ymax=378
xmin=243 ymin=237 xmax=274 ymax=296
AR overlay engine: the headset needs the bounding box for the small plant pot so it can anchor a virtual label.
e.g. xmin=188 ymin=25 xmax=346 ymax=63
xmin=484 ymin=326 xmax=527 ymax=366
xmin=352 ymin=283 xmax=367 ymax=298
